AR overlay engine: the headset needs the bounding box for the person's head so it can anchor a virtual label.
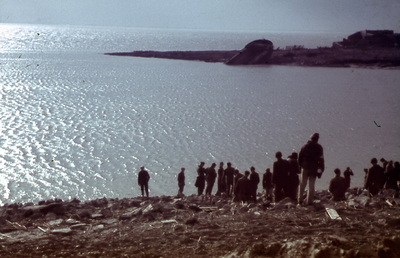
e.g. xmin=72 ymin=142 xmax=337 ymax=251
xmin=200 ymin=162 xmax=205 ymax=167
xmin=234 ymin=169 xmax=239 ymax=175
xmin=181 ymin=167 xmax=185 ymax=172
xmin=395 ymin=161 xmax=400 ymax=169
xmin=244 ymin=171 xmax=250 ymax=177
xmin=334 ymin=168 xmax=341 ymax=176
xmin=266 ymin=168 xmax=270 ymax=173
xmin=371 ymin=158 xmax=378 ymax=164
xmin=310 ymin=133 xmax=319 ymax=142
xmin=290 ymin=152 xmax=298 ymax=159
xmin=140 ymin=166 xmax=145 ymax=170
xmin=250 ymin=166 xmax=255 ymax=171
xmin=220 ymin=162 xmax=224 ymax=167
xmin=227 ymin=162 xmax=232 ymax=167
xmin=275 ymin=151 xmax=282 ymax=159
xmin=211 ymin=163 xmax=216 ymax=168
xmin=380 ymin=158 xmax=387 ymax=163
xmin=364 ymin=168 xmax=368 ymax=174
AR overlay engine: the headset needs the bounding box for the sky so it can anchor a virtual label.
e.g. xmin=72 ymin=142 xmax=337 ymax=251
xmin=1 ymin=0 xmax=400 ymax=33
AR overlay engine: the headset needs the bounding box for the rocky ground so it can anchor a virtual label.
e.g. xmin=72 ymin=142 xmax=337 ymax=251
xmin=0 ymin=188 xmax=400 ymax=257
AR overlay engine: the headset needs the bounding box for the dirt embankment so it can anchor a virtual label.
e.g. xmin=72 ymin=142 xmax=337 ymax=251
xmin=105 ymin=48 xmax=400 ymax=68
xmin=0 ymin=188 xmax=400 ymax=257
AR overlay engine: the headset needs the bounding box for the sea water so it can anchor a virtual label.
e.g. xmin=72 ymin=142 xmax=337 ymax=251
xmin=0 ymin=24 xmax=399 ymax=205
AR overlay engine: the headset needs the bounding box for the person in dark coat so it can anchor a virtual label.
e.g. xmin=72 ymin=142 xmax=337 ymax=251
xmin=384 ymin=161 xmax=400 ymax=191
xmin=177 ymin=168 xmax=185 ymax=195
xmin=298 ymin=133 xmax=324 ymax=205
xmin=215 ymin=162 xmax=225 ymax=196
xmin=329 ymin=168 xmax=347 ymax=201
xmin=138 ymin=166 xmax=150 ymax=197
xmin=232 ymin=169 xmax=244 ymax=202
xmin=365 ymin=158 xmax=385 ymax=197
xmin=224 ymin=162 xmax=235 ymax=197
xmin=343 ymin=167 xmax=354 ymax=190
xmin=236 ymin=171 xmax=251 ymax=203
xmin=273 ymin=151 xmax=290 ymax=203
xmin=262 ymin=168 xmax=273 ymax=201
xmin=195 ymin=162 xmax=206 ymax=195
xmin=205 ymin=163 xmax=217 ymax=195
xmin=286 ymin=152 xmax=300 ymax=201
xmin=249 ymin=166 xmax=260 ymax=203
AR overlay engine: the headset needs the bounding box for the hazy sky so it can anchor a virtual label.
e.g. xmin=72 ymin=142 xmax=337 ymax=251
xmin=1 ymin=0 xmax=399 ymax=33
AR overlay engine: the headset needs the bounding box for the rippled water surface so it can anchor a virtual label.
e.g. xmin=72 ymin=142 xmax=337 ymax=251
xmin=0 ymin=24 xmax=399 ymax=204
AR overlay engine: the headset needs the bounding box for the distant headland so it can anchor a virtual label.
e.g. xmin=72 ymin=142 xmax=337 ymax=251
xmin=105 ymin=30 xmax=400 ymax=68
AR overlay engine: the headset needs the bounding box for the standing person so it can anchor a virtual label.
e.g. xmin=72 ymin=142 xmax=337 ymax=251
xmin=195 ymin=162 xmax=206 ymax=195
xmin=249 ymin=166 xmax=260 ymax=203
xmin=329 ymin=168 xmax=347 ymax=201
xmin=177 ymin=168 xmax=185 ymax=195
xmin=138 ymin=166 xmax=150 ymax=198
xmin=298 ymin=133 xmax=325 ymax=205
xmin=365 ymin=158 xmax=384 ymax=197
xmin=205 ymin=163 xmax=217 ymax=195
xmin=286 ymin=152 xmax=300 ymax=201
xmin=215 ymin=162 xmax=225 ymax=196
xmin=236 ymin=171 xmax=251 ymax=203
xmin=232 ymin=169 xmax=244 ymax=202
xmin=262 ymin=168 xmax=273 ymax=201
xmin=343 ymin=167 xmax=354 ymax=190
xmin=224 ymin=162 xmax=235 ymax=197
xmin=384 ymin=161 xmax=400 ymax=191
xmin=273 ymin=151 xmax=290 ymax=203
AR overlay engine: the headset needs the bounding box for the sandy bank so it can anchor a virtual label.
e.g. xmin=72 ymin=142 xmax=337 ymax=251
xmin=0 ymin=188 xmax=399 ymax=257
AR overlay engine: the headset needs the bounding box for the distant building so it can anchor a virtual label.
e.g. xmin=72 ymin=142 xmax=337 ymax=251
xmin=332 ymin=30 xmax=400 ymax=49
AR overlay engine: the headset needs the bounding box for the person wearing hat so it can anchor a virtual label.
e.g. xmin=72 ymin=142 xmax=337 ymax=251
xmin=328 ymin=168 xmax=347 ymax=201
xmin=298 ymin=133 xmax=324 ymax=205
xmin=286 ymin=152 xmax=300 ymax=201
xmin=138 ymin=166 xmax=150 ymax=197
xmin=205 ymin=163 xmax=217 ymax=195
xmin=195 ymin=162 xmax=206 ymax=195
xmin=365 ymin=158 xmax=385 ymax=197
xmin=272 ymin=151 xmax=290 ymax=203
xmin=223 ymin=162 xmax=235 ymax=197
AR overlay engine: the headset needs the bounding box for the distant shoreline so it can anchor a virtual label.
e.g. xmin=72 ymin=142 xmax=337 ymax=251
xmin=105 ymin=48 xmax=400 ymax=69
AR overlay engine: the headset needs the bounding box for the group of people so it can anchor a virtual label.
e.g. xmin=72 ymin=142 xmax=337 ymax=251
xmin=137 ymin=133 xmax=400 ymax=204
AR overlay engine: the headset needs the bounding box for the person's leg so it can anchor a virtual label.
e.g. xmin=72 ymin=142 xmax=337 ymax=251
xmin=306 ymin=176 xmax=316 ymax=205
xmin=145 ymin=183 xmax=149 ymax=197
xmin=298 ymin=169 xmax=309 ymax=204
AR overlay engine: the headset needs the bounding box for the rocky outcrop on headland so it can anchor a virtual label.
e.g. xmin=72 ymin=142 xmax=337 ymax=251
xmin=105 ymin=30 xmax=400 ymax=68
xmin=225 ymin=39 xmax=273 ymax=65
xmin=0 ymin=188 xmax=399 ymax=257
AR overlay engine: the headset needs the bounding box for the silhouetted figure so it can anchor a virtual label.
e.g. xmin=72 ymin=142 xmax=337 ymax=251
xmin=343 ymin=167 xmax=354 ymax=190
xmin=249 ymin=166 xmax=260 ymax=203
xmin=329 ymin=168 xmax=347 ymax=201
xmin=262 ymin=168 xmax=273 ymax=201
xmin=215 ymin=162 xmax=225 ymax=196
xmin=286 ymin=152 xmax=300 ymax=201
xmin=236 ymin=171 xmax=251 ymax=203
xmin=178 ymin=168 xmax=185 ymax=195
xmin=273 ymin=151 xmax=290 ymax=203
xmin=205 ymin=163 xmax=217 ymax=195
xmin=384 ymin=161 xmax=399 ymax=191
xmin=381 ymin=158 xmax=389 ymax=187
xmin=138 ymin=166 xmax=150 ymax=197
xmin=298 ymin=133 xmax=324 ymax=205
xmin=232 ymin=169 xmax=244 ymax=202
xmin=224 ymin=162 xmax=235 ymax=197
xmin=195 ymin=162 xmax=206 ymax=195
xmin=365 ymin=158 xmax=385 ymax=197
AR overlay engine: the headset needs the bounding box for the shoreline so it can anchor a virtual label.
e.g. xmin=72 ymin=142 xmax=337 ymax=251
xmin=1 ymin=188 xmax=399 ymax=257
xmin=105 ymin=48 xmax=400 ymax=69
